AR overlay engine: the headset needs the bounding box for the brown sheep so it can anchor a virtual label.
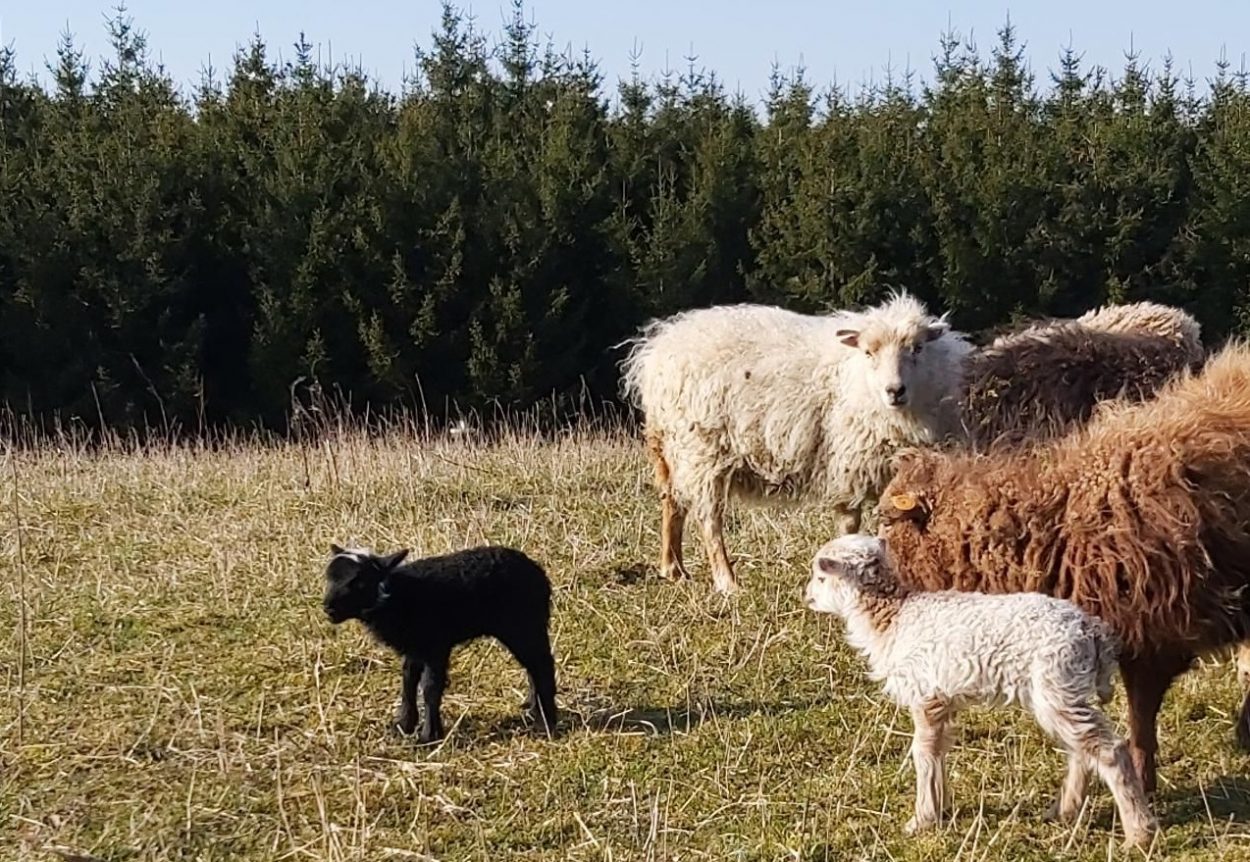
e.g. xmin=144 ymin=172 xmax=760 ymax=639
xmin=957 ymin=301 xmax=1204 ymax=450
xmin=877 ymin=340 xmax=1250 ymax=795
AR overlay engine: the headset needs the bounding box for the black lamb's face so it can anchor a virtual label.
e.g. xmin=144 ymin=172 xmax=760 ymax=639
xmin=322 ymin=544 xmax=409 ymax=623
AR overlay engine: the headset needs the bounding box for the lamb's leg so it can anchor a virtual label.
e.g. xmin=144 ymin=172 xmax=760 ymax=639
xmin=1235 ymin=643 xmax=1250 ymax=750
xmin=1035 ymin=691 xmax=1156 ymax=849
xmin=1030 ymin=679 xmax=1100 ymax=824
xmin=1046 ymin=753 xmax=1091 ymax=823
xmin=696 ymin=479 xmax=737 ymax=594
xmin=647 ymin=430 xmax=688 ymax=580
xmin=500 ymin=630 xmax=559 ymax=734
xmin=417 ymin=648 xmax=451 ymax=744
xmin=1120 ymin=652 xmax=1191 ymax=795
xmin=395 ymin=655 xmax=425 ymax=735
xmin=906 ymin=698 xmax=953 ymax=835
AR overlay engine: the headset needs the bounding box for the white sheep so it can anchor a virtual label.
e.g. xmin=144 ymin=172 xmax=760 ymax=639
xmin=804 ymin=534 xmax=1157 ymax=848
xmin=619 ymin=292 xmax=971 ymax=593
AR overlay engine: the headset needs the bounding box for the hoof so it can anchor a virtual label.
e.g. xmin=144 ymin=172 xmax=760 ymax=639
xmin=1236 ymin=704 xmax=1250 ymax=752
xmin=393 ymin=714 xmax=417 ymax=736
xmin=1122 ymin=824 xmax=1157 ymax=851
xmin=416 ymin=728 xmax=444 ymax=745
xmin=525 ymin=707 xmax=558 ymax=734
xmin=659 ymin=563 xmax=690 ymax=581
xmin=904 ymin=816 xmax=937 ymax=836
xmin=1043 ymin=799 xmax=1081 ymax=824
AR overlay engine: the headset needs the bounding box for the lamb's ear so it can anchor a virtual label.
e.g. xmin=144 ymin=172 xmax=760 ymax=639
xmin=330 ymin=543 xmax=347 ymax=556
xmin=924 ymin=320 xmax=949 ymax=342
xmin=835 ymin=329 xmax=860 ymax=349
xmin=379 ymin=549 xmax=409 ymax=570
xmin=817 ymin=557 xmax=841 ymax=575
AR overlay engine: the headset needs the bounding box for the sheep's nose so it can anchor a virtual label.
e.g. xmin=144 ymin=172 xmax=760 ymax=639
xmin=886 ymin=384 xmax=907 ymax=405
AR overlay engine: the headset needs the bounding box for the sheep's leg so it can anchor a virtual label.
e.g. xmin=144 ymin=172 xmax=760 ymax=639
xmin=500 ymin=631 xmax=559 ymax=734
xmin=697 ymin=492 xmax=737 ymax=594
xmin=647 ymin=429 xmax=688 ymax=580
xmin=856 ymin=499 xmax=879 ymax=534
xmin=1235 ymin=643 xmax=1250 ymax=750
xmin=417 ymin=648 xmax=451 ymax=744
xmin=906 ymin=698 xmax=953 ymax=835
xmin=659 ymin=495 xmax=688 ymax=580
xmin=832 ymin=506 xmax=862 ymax=538
xmin=1035 ymin=691 xmax=1156 ymax=849
xmin=395 ymin=654 xmax=425 ymax=736
xmin=1120 ymin=652 xmax=1191 ymax=795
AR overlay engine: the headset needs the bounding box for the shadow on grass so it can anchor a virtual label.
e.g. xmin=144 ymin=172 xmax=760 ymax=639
xmin=588 ymin=561 xmax=653 ymax=587
xmin=384 ymin=700 xmax=806 ymax=749
xmin=1159 ymin=774 xmax=1250 ymax=827
xmin=576 ymin=700 xmax=818 ymax=736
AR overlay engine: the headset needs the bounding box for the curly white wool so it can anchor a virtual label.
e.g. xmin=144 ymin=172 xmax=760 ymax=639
xmin=805 ymin=534 xmax=1156 ymax=848
xmin=1076 ymin=300 xmax=1203 ymax=356
xmin=620 ymin=292 xmax=971 ymax=592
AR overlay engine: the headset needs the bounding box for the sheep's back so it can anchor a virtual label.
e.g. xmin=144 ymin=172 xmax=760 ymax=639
xmin=960 ymin=326 xmax=1200 ymax=449
xmin=883 ymin=342 xmax=1250 ymax=655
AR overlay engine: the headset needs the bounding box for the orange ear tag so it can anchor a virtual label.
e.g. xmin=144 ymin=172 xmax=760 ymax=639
xmin=890 ymin=493 xmax=918 ymax=512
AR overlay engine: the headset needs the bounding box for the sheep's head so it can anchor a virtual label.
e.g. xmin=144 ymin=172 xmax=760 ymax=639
xmin=835 ymin=294 xmax=951 ymax=410
xmin=805 ymin=534 xmax=896 ymax=616
xmin=323 ymin=544 xmax=410 ymax=623
xmin=877 ymin=448 xmax=937 ymax=533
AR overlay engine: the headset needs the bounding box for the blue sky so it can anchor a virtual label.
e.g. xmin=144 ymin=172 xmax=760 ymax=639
xmin=2 ymin=1 xmax=1245 ymax=102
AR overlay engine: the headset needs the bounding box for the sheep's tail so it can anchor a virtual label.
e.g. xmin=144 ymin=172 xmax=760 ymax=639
xmin=614 ymin=315 xmax=669 ymax=409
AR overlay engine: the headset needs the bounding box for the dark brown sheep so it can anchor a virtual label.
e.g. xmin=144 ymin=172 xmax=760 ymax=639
xmin=878 ymin=340 xmax=1250 ymax=795
xmin=958 ymin=301 xmax=1204 ymax=449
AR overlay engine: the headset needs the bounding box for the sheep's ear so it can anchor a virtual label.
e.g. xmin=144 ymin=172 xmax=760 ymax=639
xmin=379 ymin=549 xmax=409 ymax=570
xmin=330 ymin=543 xmax=347 ymax=557
xmin=817 ymin=557 xmax=840 ymax=575
xmin=924 ymin=321 xmax=949 ymax=342
xmin=884 ymin=491 xmax=929 ymax=524
xmin=836 ymin=329 xmax=860 ymax=348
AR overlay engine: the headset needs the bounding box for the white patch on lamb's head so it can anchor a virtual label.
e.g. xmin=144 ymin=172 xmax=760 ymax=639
xmin=835 ymin=292 xmax=952 ymax=410
xmin=804 ymin=534 xmax=892 ymax=615
xmin=329 ymin=543 xmax=373 ymax=563
xmin=323 ymin=544 xmax=411 ymax=624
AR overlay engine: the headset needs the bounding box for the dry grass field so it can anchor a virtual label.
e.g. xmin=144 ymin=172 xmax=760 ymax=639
xmin=4 ymin=424 xmax=1250 ymax=860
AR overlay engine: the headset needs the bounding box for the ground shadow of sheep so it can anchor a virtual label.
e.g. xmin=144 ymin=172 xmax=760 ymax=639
xmin=391 ymin=699 xmax=817 ymax=749
xmin=586 ymin=562 xmax=652 ymax=587
xmin=575 ymin=699 xmax=821 ymax=736
xmin=1157 ymin=774 xmax=1250 ymax=828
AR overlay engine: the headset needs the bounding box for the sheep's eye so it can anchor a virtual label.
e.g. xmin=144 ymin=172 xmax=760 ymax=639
xmin=911 ymin=343 xmax=923 ymax=354
xmin=864 ymin=349 xmax=875 ymax=358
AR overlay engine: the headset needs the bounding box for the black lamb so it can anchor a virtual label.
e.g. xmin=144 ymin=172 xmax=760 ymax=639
xmin=322 ymin=543 xmax=558 ymax=743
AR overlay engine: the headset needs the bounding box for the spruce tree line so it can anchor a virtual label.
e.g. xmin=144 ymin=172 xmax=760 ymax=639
xmin=2 ymin=4 xmax=1249 ymax=431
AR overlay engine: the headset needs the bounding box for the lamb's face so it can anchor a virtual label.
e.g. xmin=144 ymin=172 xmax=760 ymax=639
xmin=836 ymin=320 xmax=948 ymax=410
xmin=805 ymin=534 xmax=888 ymax=616
xmin=322 ymin=544 xmax=409 ymax=623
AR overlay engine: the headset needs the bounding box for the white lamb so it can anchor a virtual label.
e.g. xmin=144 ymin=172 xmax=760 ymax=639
xmin=620 ymin=291 xmax=971 ymax=593
xmin=804 ymin=534 xmax=1157 ymax=848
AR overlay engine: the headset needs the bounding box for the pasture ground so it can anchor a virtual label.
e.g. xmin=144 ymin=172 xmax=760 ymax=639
xmin=3 ymin=426 xmax=1249 ymax=861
